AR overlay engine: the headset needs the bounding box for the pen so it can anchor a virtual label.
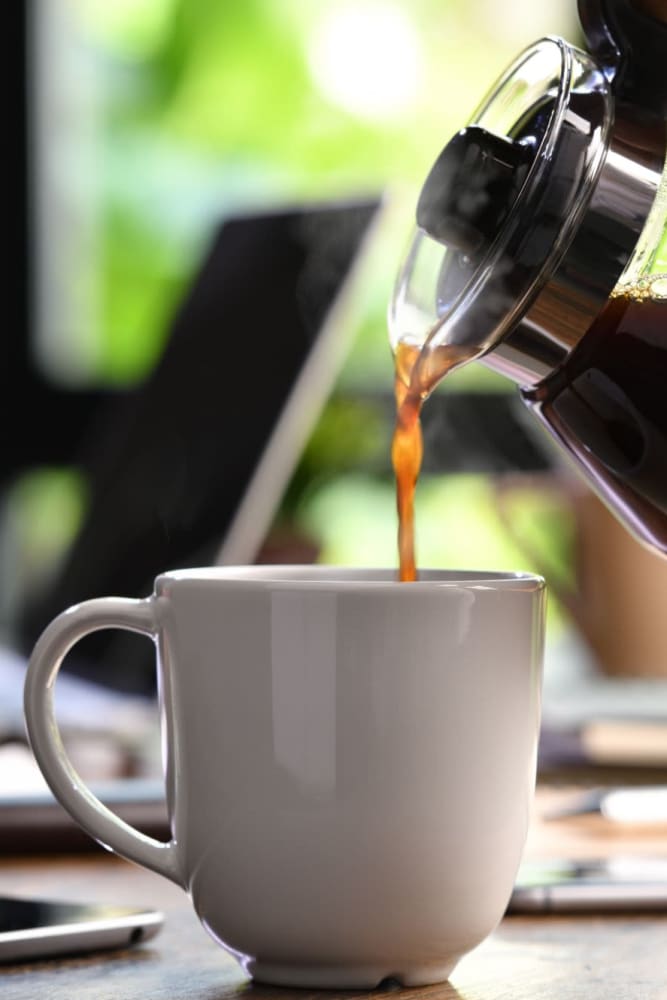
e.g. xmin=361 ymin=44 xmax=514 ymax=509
xmin=546 ymin=786 xmax=667 ymax=825
xmin=599 ymin=787 xmax=667 ymax=824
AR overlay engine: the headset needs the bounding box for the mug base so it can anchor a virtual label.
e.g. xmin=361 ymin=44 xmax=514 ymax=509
xmin=247 ymin=959 xmax=459 ymax=989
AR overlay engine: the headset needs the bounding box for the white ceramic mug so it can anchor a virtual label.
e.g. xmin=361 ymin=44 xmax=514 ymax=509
xmin=24 ymin=566 xmax=545 ymax=988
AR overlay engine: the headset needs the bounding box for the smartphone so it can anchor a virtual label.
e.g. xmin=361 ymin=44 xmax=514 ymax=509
xmin=508 ymin=857 xmax=667 ymax=913
xmin=0 ymin=894 xmax=163 ymax=963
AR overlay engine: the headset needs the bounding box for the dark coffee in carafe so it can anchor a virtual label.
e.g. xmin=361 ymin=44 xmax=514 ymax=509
xmin=522 ymin=284 xmax=667 ymax=555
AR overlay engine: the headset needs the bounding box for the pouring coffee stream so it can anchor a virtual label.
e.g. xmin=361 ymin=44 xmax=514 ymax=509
xmin=390 ymin=0 xmax=667 ymax=580
xmin=392 ymin=342 xmax=479 ymax=582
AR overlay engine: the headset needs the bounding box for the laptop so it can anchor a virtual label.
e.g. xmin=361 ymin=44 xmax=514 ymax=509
xmin=4 ymin=197 xmax=383 ymax=696
xmin=0 ymin=197 xmax=383 ymax=848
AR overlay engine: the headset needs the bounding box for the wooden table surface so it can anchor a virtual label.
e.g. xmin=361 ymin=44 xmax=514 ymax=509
xmin=1 ymin=787 xmax=666 ymax=1000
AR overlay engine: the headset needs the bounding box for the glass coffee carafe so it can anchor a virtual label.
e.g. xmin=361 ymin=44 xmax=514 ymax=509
xmin=390 ymin=0 xmax=667 ymax=554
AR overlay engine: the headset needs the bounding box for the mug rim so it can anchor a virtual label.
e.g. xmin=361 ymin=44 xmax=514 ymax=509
xmin=155 ymin=565 xmax=545 ymax=592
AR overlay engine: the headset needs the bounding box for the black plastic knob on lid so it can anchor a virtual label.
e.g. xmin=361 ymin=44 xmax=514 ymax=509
xmin=389 ymin=38 xmax=613 ymax=363
xmin=416 ymin=126 xmax=536 ymax=257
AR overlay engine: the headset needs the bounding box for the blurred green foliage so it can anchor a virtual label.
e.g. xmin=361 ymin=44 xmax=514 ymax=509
xmin=58 ymin=0 xmax=577 ymax=383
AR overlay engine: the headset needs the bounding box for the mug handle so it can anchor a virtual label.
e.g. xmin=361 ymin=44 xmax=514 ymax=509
xmin=23 ymin=597 xmax=183 ymax=887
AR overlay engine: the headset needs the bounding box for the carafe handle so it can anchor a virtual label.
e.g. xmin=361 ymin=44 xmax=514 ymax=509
xmin=578 ymin=0 xmax=667 ymax=114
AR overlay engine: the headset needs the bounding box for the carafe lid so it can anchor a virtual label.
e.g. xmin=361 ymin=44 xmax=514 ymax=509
xmin=389 ymin=37 xmax=613 ymax=368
